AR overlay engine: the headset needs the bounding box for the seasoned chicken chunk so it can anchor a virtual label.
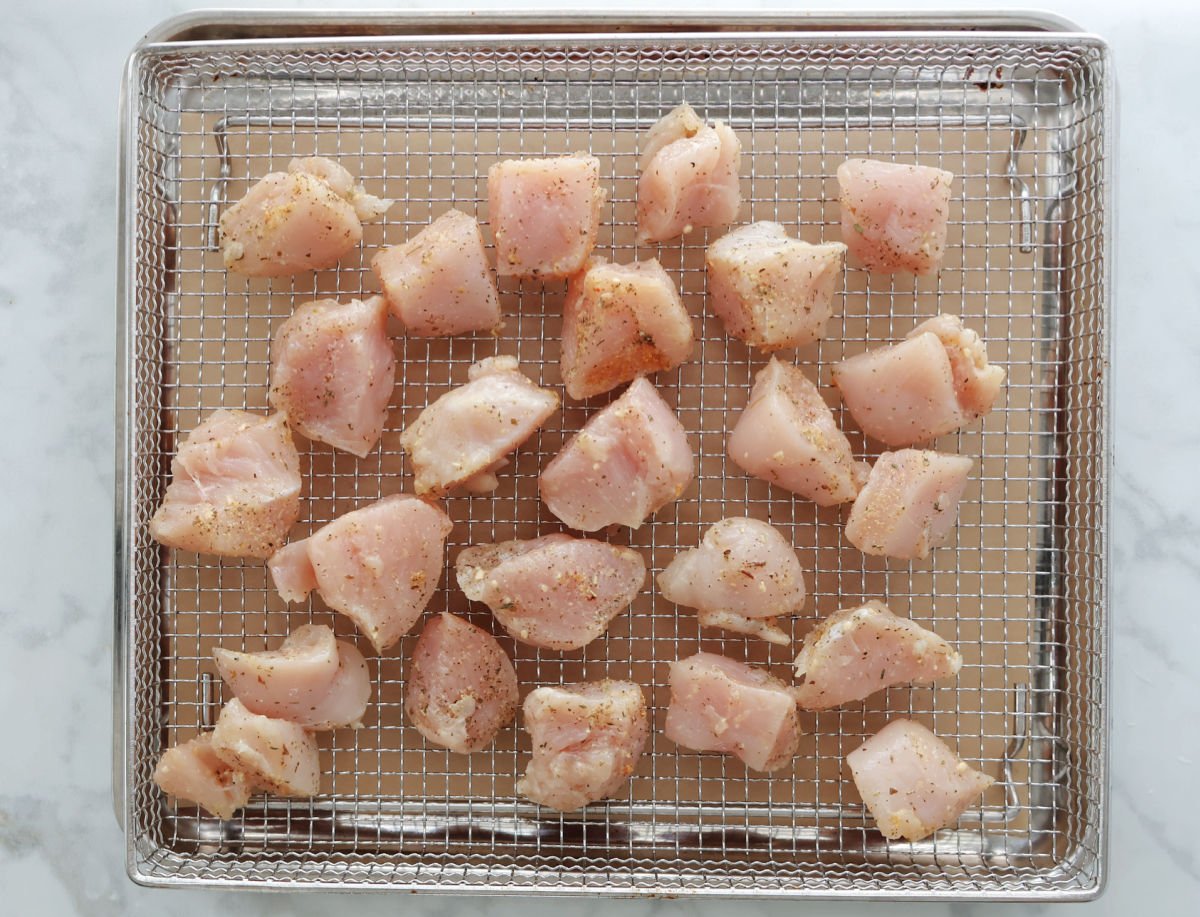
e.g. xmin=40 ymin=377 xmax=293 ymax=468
xmin=847 ymin=719 xmax=994 ymax=841
xmin=916 ymin=315 xmax=1007 ymax=418
xmin=457 ymin=534 xmax=646 ymax=650
xmin=838 ymin=158 xmax=954 ymax=275
xmin=267 ymin=494 xmax=452 ymax=653
xmin=268 ymin=539 xmax=318 ymax=603
xmin=517 ymin=680 xmax=649 ymax=811
xmin=844 ymin=450 xmax=972 ymax=561
xmin=664 ymin=652 xmax=800 ymax=772
xmin=560 ymin=257 xmax=694 ymax=400
xmin=213 ymin=624 xmax=372 ymax=729
xmin=285 ymin=156 xmax=393 ymax=219
xmin=149 ymin=410 xmax=302 ymax=559
xmin=153 ymin=733 xmax=254 ymax=820
xmin=540 ymin=377 xmax=695 ymax=531
xmin=792 ymin=601 xmax=961 ymax=709
xmin=488 ymin=155 xmax=604 ymax=278
xmin=405 ymin=613 xmax=519 ymax=753
xmin=371 ymin=209 xmax=502 ymax=336
xmin=637 ymin=103 xmax=742 ymax=243
xmin=705 ymin=222 xmax=847 ymax=351
xmin=219 ymin=156 xmax=391 ymax=277
xmin=400 ymin=356 xmax=559 ymax=496
xmin=658 ymin=517 xmax=806 ymax=645
xmin=833 ymin=314 xmax=1005 ymax=447
xmin=268 ymin=296 xmax=395 ymax=457
xmin=210 ymin=698 xmax=320 ymax=798
xmin=728 ymin=358 xmax=868 ymax=506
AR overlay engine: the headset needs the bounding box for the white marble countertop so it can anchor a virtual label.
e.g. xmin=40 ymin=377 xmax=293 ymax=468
xmin=1 ymin=0 xmax=1196 ymax=913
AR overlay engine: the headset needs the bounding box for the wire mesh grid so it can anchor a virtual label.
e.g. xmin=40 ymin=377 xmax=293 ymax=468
xmin=119 ymin=31 xmax=1109 ymax=897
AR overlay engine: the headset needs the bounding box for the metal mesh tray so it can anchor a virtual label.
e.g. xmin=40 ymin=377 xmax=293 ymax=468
xmin=115 ymin=12 xmax=1112 ymax=899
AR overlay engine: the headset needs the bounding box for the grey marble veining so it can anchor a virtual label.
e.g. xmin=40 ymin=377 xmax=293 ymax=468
xmin=1 ymin=0 xmax=1197 ymax=913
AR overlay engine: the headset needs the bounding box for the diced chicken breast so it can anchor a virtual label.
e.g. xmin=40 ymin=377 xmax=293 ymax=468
xmin=915 ymin=315 xmax=1006 ymax=418
xmin=153 ymin=733 xmax=254 ymax=820
xmin=834 ymin=331 xmax=958 ymax=446
xmin=214 ymin=623 xmax=336 ymax=710
xmin=728 ymin=358 xmax=868 ymax=506
xmin=540 ymin=377 xmax=695 ymax=531
xmin=637 ymin=103 xmax=742 ymax=243
xmin=639 ymin=102 xmax=706 ymax=168
xmin=213 ymin=624 xmax=372 ymax=729
xmin=294 ymin=639 xmax=371 ymax=729
xmin=657 ymin=518 xmax=806 ymax=645
xmin=268 ymin=494 xmax=453 ymax=653
xmin=210 ymin=698 xmax=320 ymax=797
xmin=837 ymin=159 xmax=954 ymax=275
xmin=371 ymin=209 xmax=502 ymax=336
xmin=488 ymin=155 xmax=605 ymax=278
xmin=405 ymin=613 xmax=519 ymax=753
xmin=560 ymin=258 xmax=694 ymax=400
xmin=517 ymin=680 xmax=649 ymax=811
xmin=457 ymin=535 xmax=646 ymax=650
xmin=219 ymin=156 xmax=391 ymax=277
xmin=706 ymin=222 xmax=847 ymax=351
xmin=664 ymin=652 xmax=800 ymax=772
xmin=792 ymin=601 xmax=961 ymax=709
xmin=286 ymin=156 xmax=392 ymax=220
xmin=400 ymin=356 xmax=559 ymax=496
xmin=845 ymin=450 xmax=973 ymax=561
xmin=268 ymin=296 xmax=396 ymax=457
xmin=149 ymin=410 xmax=302 ymax=559
xmin=268 ymin=539 xmax=318 ymax=603
xmin=832 ymin=314 xmax=1006 ymax=446
xmin=846 ymin=719 xmax=994 ymax=841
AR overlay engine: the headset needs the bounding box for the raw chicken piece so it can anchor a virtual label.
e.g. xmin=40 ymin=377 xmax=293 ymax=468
xmin=846 ymin=719 xmax=994 ymax=841
xmin=664 ymin=652 xmax=800 ymax=772
xmin=287 ymin=157 xmax=393 ymax=220
xmin=149 ymin=410 xmax=302 ymax=559
xmin=540 ymin=377 xmax=695 ymax=531
xmin=488 ymin=155 xmax=605 ymax=278
xmin=915 ymin=315 xmax=1007 ymax=418
xmin=405 ymin=613 xmax=519 ymax=753
xmin=637 ymin=103 xmax=742 ymax=243
xmin=705 ymin=223 xmax=847 ymax=351
xmin=657 ymin=518 xmax=806 ymax=645
xmin=792 ymin=601 xmax=961 ymax=709
xmin=834 ymin=331 xmax=956 ymax=446
xmin=213 ymin=624 xmax=372 ymax=729
xmin=728 ymin=358 xmax=868 ymax=506
xmin=153 ymin=733 xmax=254 ymax=819
xmin=268 ymin=539 xmax=318 ymax=603
xmin=267 ymin=494 xmax=453 ymax=653
xmin=210 ymin=698 xmax=320 ymax=797
xmin=456 ymin=535 xmax=646 ymax=650
xmin=560 ymin=258 xmax=694 ymax=400
xmin=219 ymin=156 xmax=391 ymax=277
xmin=399 ymin=356 xmax=559 ymax=496
xmin=214 ymin=623 xmax=336 ymax=709
xmin=268 ymin=295 xmax=396 ymax=457
xmin=837 ymin=158 xmax=954 ymax=275
xmin=517 ymin=680 xmax=649 ymax=811
xmin=294 ymin=640 xmax=370 ymax=728
xmin=832 ymin=314 xmax=1006 ymax=447
xmin=371 ymin=209 xmax=502 ymax=336
xmin=844 ymin=450 xmax=973 ymax=561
